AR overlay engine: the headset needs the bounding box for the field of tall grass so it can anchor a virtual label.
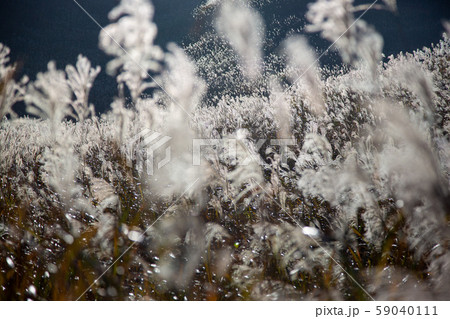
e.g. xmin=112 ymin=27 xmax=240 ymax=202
xmin=1 ymin=0 xmax=449 ymax=300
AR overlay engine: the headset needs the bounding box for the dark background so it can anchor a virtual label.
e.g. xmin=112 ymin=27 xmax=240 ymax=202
xmin=0 ymin=0 xmax=448 ymax=114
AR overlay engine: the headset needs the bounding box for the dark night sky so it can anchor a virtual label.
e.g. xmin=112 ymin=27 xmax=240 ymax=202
xmin=0 ymin=0 xmax=448 ymax=114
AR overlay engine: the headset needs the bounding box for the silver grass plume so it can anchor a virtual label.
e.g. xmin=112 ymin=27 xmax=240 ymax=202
xmin=99 ymin=0 xmax=164 ymax=102
xmin=373 ymin=103 xmax=448 ymax=222
xmin=111 ymin=95 xmax=134 ymax=144
xmin=65 ymin=55 xmax=101 ymax=121
xmin=216 ymin=0 xmax=265 ymax=79
xmin=269 ymin=78 xmax=292 ymax=138
xmin=444 ymin=20 xmax=450 ymax=37
xmin=144 ymin=44 xmax=206 ymax=199
xmin=283 ymin=36 xmax=325 ymax=115
xmin=25 ymin=62 xmax=72 ymax=135
xmin=226 ymin=129 xmax=264 ymax=205
xmin=306 ymin=0 xmax=383 ymax=82
xmin=0 ymin=43 xmax=28 ymax=120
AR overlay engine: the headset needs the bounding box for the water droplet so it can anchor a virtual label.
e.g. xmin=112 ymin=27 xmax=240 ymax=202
xmin=302 ymin=226 xmax=320 ymax=238
xmin=107 ymin=286 xmax=118 ymax=297
xmin=128 ymin=230 xmax=143 ymax=242
xmin=63 ymin=234 xmax=74 ymax=244
xmin=431 ymin=244 xmax=441 ymax=251
xmin=6 ymin=257 xmax=14 ymax=268
xmin=116 ymin=266 xmax=125 ymax=275
xmin=98 ymin=288 xmax=106 ymax=296
xmin=47 ymin=263 xmax=58 ymax=274
xmin=290 ymin=268 xmax=300 ymax=276
xmin=27 ymin=285 xmax=37 ymax=297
